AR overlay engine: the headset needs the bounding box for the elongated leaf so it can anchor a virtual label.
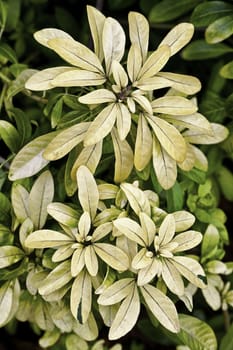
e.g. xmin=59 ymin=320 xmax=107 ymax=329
xmin=34 ymin=28 xmax=73 ymax=48
xmin=0 ymin=42 xmax=17 ymax=63
xmin=39 ymin=329 xmax=61 ymax=348
xmin=47 ymin=202 xmax=79 ymax=228
xmin=116 ymin=102 xmax=131 ymax=141
xmin=0 ymin=281 xmax=14 ymax=326
xmin=87 ymin=5 xmax=105 ymax=61
xmin=73 ymin=312 xmax=98 ymax=341
xmin=183 ymin=123 xmax=228 ymax=144
xmin=161 ymin=259 xmax=185 ymax=296
xmin=25 ymin=229 xmax=73 ymax=248
xmin=182 ymin=40 xmax=233 ymax=60
xmin=128 ymin=12 xmax=149 ymax=62
xmin=206 ymin=15 xmax=233 ymax=44
xmin=112 ymin=60 xmax=128 ymax=88
xmin=172 ymin=256 xmax=206 ymax=288
xmin=220 ymin=60 xmax=233 ymax=79
xmin=120 ymin=182 xmax=151 ymax=217
xmin=172 ymin=211 xmax=195 ymax=232
xmin=147 ymin=115 xmax=186 ymax=162
xmin=92 ymin=222 xmax=112 ymax=242
xmin=114 ymin=217 xmax=146 ymax=246
xmin=70 ymin=270 xmax=92 ymax=323
xmin=43 ymin=122 xmax=90 ymax=160
xmin=84 ymin=103 xmax=117 ymax=146
xmin=11 ymin=184 xmax=29 ymax=222
xmin=152 ymin=96 xmax=197 ymax=115
xmin=158 ymin=214 xmax=176 ymax=245
xmin=159 ymin=23 xmax=194 ymax=56
xmin=71 ymin=141 xmax=102 ymax=178
xmin=79 ymin=89 xmax=116 ymax=104
xmin=98 ymin=184 xmax=119 ymax=200
xmin=134 ymin=113 xmax=153 ymax=171
xmin=137 ymin=45 xmax=170 ymax=80
xmin=177 ymin=314 xmax=217 ymax=350
xmin=84 ymin=246 xmax=98 ymax=276
xmin=29 ymin=170 xmax=54 ymax=229
xmin=0 ymin=246 xmax=24 ymax=268
xmin=111 ymin=127 xmax=134 ymax=183
xmin=0 ymin=120 xmax=20 ymax=152
xmin=9 ymin=132 xmax=57 ymax=180
xmin=109 ymin=283 xmax=140 ymax=340
xmin=102 ymin=17 xmax=125 ymax=75
xmin=94 ymin=243 xmax=129 ymax=271
xmin=48 ymin=38 xmax=104 ymax=74
xmin=157 ymin=72 xmax=201 ymax=95
xmin=71 ymin=247 xmax=85 ymax=277
xmin=52 ymin=69 xmax=106 ymax=87
xmin=76 ymin=165 xmax=99 ymax=220
xmin=140 ymin=284 xmax=180 ymax=333
xmin=152 ymin=136 xmax=177 ymax=190
xmin=220 ymin=321 xmax=233 ymax=350
xmin=127 ymin=44 xmax=142 ymax=82
xmin=173 ymin=231 xmax=202 ymax=252
xmin=164 ymin=113 xmax=212 ymax=135
xmin=25 ymin=67 xmax=74 ymax=91
xmin=191 ymin=1 xmax=233 ymax=27
xmin=97 ymin=278 xmax=135 ymax=305
xmin=132 ymin=92 xmax=152 ymax=114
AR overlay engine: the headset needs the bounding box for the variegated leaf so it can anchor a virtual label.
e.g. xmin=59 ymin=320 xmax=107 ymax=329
xmin=121 ymin=182 xmax=151 ymax=217
xmin=85 ymin=245 xmax=99 ymax=276
xmin=128 ymin=12 xmax=149 ymax=62
xmin=161 ymin=259 xmax=185 ymax=296
xmin=79 ymin=89 xmax=116 ymax=104
xmin=182 ymin=123 xmax=229 ymax=144
xmin=202 ymin=283 xmax=221 ymax=311
xmin=152 ymin=136 xmax=177 ymax=190
xmin=172 ymin=231 xmax=202 ymax=253
xmin=71 ymin=247 xmax=85 ymax=277
xmin=87 ymin=5 xmax=105 ymax=61
xmin=71 ymin=141 xmax=102 ymax=179
xmin=127 ymin=44 xmax=142 ymax=82
xmin=137 ymin=45 xmax=170 ymax=80
xmin=47 ymin=202 xmax=79 ymax=228
xmin=139 ymin=212 xmax=156 ymax=246
xmin=92 ymin=222 xmax=112 ymax=242
xmin=97 ymin=278 xmax=135 ymax=305
xmin=109 ymin=283 xmax=140 ymax=340
xmin=43 ymin=122 xmax=90 ymax=160
xmin=140 ymin=284 xmax=180 ymax=333
xmin=34 ymin=28 xmax=73 ymax=48
xmin=159 ymin=23 xmax=194 ymax=56
xmin=70 ymin=270 xmax=92 ymax=323
xmin=114 ymin=217 xmax=146 ymax=246
xmin=52 ymin=69 xmax=106 ymax=87
xmin=131 ymin=91 xmax=153 ymax=115
xmin=112 ymin=60 xmax=128 ymax=88
xmin=164 ymin=113 xmax=212 ymax=135
xmin=172 ymin=211 xmax=195 ymax=232
xmin=172 ymin=256 xmax=206 ymax=289
xmin=72 ymin=312 xmax=98 ymax=341
xmin=0 ymin=246 xmax=24 ymax=268
xmin=157 ymin=72 xmax=201 ymax=95
xmin=134 ymin=113 xmax=153 ymax=171
xmin=151 ymin=96 xmax=197 ymax=115
xmin=78 ymin=212 xmax=91 ymax=240
xmin=29 ymin=170 xmax=54 ymax=229
xmin=134 ymin=75 xmax=172 ymax=91
xmin=189 ymin=145 xmax=208 ymax=171
xmin=137 ymin=259 xmax=161 ymax=285
xmin=103 ymin=17 xmax=125 ymax=75
xmin=94 ymin=243 xmax=129 ymax=271
xmin=39 ymin=260 xmax=72 ymax=295
xmin=98 ymin=304 xmax=118 ymax=327
xmin=52 ymin=244 xmax=74 ymax=262
xmin=76 ymin=165 xmax=99 ymax=220
xmin=84 ymin=103 xmax=117 ymax=146
xmin=25 ymin=67 xmax=73 ymax=91
xmin=111 ymin=127 xmax=134 ymax=183
xmin=0 ymin=281 xmax=17 ymax=327
xmin=11 ymin=184 xmax=29 ymax=222
xmin=25 ymin=229 xmax=73 ymax=248
xmin=177 ymin=143 xmax=196 ymax=172
xmin=158 ymin=214 xmax=176 ymax=245
xmin=132 ymin=247 xmax=152 ymax=270
xmin=116 ymin=103 xmax=131 ymax=141
xmin=48 ymin=38 xmax=104 ymax=74
xmin=147 ymin=115 xmax=186 ymax=162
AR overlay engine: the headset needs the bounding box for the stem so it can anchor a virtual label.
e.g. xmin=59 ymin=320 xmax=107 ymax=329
xmin=223 ymin=309 xmax=231 ymax=331
xmin=22 ymin=91 xmax=48 ymax=104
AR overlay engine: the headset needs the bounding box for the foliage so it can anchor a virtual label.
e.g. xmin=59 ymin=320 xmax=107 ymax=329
xmin=0 ymin=1 xmax=233 ymax=350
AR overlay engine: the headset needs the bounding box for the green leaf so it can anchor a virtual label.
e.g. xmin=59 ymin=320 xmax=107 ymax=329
xmin=0 ymin=193 xmax=11 ymax=224
xmin=0 ymin=224 xmax=14 ymax=245
xmin=182 ymin=40 xmax=233 ymax=60
xmin=220 ymin=60 xmax=233 ymax=79
xmin=191 ymin=1 xmax=233 ymax=27
xmin=0 ymin=246 xmax=24 ymax=268
xmin=39 ymin=329 xmax=60 ymax=348
xmin=5 ymin=0 xmax=21 ymax=32
xmin=220 ymin=322 xmax=233 ymax=350
xmin=166 ymin=182 xmax=184 ymax=212
xmin=0 ymin=120 xmax=20 ymax=153
xmin=0 ymin=42 xmax=17 ymax=63
xmin=8 ymin=108 xmax=32 ymax=145
xmin=66 ymin=334 xmax=88 ymax=350
xmin=206 ymin=15 xmax=233 ymax=44
xmin=0 ymin=0 xmax=7 ymax=33
xmin=177 ymin=314 xmax=217 ymax=350
xmin=9 ymin=132 xmax=57 ymax=181
xmin=180 ymin=168 xmax=206 ymax=184
xmin=149 ymin=0 xmax=201 ymax=23
xmin=217 ymin=166 xmax=233 ymax=201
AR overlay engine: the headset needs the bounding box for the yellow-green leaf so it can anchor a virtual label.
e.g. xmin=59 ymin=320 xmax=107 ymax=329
xmin=134 ymin=113 xmax=153 ymax=171
xmin=47 ymin=202 xmax=79 ymax=228
xmin=163 ymin=113 xmax=212 ymax=135
xmin=173 ymin=231 xmax=202 ymax=253
xmin=115 ymin=103 xmax=131 ymax=141
xmin=25 ymin=229 xmax=73 ymax=248
xmin=87 ymin=5 xmax=105 ymax=61
xmin=11 ymin=184 xmax=29 ymax=222
xmin=128 ymin=12 xmax=149 ymax=63
xmin=151 ymin=96 xmax=197 ymax=115
xmin=71 ymin=247 xmax=85 ymax=277
xmin=94 ymin=243 xmax=129 ymax=271
xmin=72 ymin=312 xmax=98 ymax=341
xmin=206 ymin=15 xmax=233 ymax=44
xmin=0 ymin=246 xmax=24 ymax=268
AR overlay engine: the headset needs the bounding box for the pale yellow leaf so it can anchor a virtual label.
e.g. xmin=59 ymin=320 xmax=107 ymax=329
xmin=112 ymin=60 xmax=128 ymax=88
xmin=25 ymin=67 xmax=73 ymax=91
xmin=132 ymin=247 xmax=152 ymax=270
xmin=87 ymin=5 xmax=105 ymax=61
xmin=172 ymin=211 xmax=195 ymax=232
xmin=43 ymin=122 xmax=90 ymax=160
xmin=34 ymin=28 xmax=73 ymax=48
xmin=52 ymin=69 xmax=106 ymax=87
xmin=98 ymin=304 xmax=118 ymax=327
xmin=127 ymin=44 xmax=142 ymax=82
xmin=131 ymin=91 xmax=153 ymax=114
xmin=116 ymin=103 xmax=131 ymax=141
xmin=137 ymin=45 xmax=170 ymax=80
xmin=163 ymin=113 xmax=212 ymax=135
xmin=111 ymin=128 xmax=134 ymax=183
xmin=152 ymin=136 xmax=177 ymax=190
xmin=157 ymin=72 xmax=201 ymax=95
xmin=134 ymin=113 xmax=153 ymax=171
xmin=102 ymin=17 xmax=125 ymax=75
xmin=70 ymin=270 xmax=92 ymax=323
xmin=147 ymin=115 xmax=186 ymax=162
xmin=161 ymin=259 xmax=185 ymax=296
xmin=79 ymin=89 xmax=116 ymax=104
xmin=151 ymin=96 xmax=197 ymax=115
xmin=47 ymin=202 xmax=79 ymax=228
xmin=97 ymin=278 xmax=135 ymax=305
xmin=182 ymin=123 xmax=229 ymax=144
xmin=29 ymin=170 xmax=54 ymax=229
xmin=84 ymin=103 xmax=117 ymax=146
xmin=11 ymin=184 xmax=29 ymax=222
xmin=48 ymin=38 xmax=104 ymax=74
xmin=158 ymin=214 xmax=176 ymax=245
xmin=177 ymin=142 xmax=196 ymax=172
xmin=172 ymin=256 xmax=206 ymax=289
xmin=139 ymin=212 xmax=156 ymax=246
xmin=140 ymin=284 xmax=180 ymax=333
xmin=113 ymin=217 xmax=146 ymax=246
xmin=128 ymin=12 xmax=149 ymax=63
xmin=71 ymin=247 xmax=85 ymax=277
xmin=109 ymin=283 xmax=140 ymax=340
xmin=73 ymin=312 xmax=98 ymax=341
xmin=137 ymin=259 xmax=162 ymax=286
xmin=92 ymin=222 xmax=112 ymax=242
xmin=94 ymin=243 xmax=129 ymax=271
xmin=84 ymin=245 xmax=99 ymax=276
xmin=76 ymin=165 xmax=99 ymax=220
xmin=190 ymin=145 xmax=208 ymax=171
xmin=202 ymin=284 xmax=221 ymax=311
xmin=120 ymin=182 xmax=151 ymax=217
xmin=25 ymin=229 xmax=73 ymax=248
xmin=98 ymin=184 xmax=119 ymax=200
xmin=159 ymin=23 xmax=194 ymax=56
xmin=71 ymin=141 xmax=102 ymax=179
xmin=78 ymin=212 xmax=91 ymax=239
xmin=134 ymin=75 xmax=172 ymax=91
xmin=52 ymin=244 xmax=74 ymax=262
xmin=0 ymin=281 xmax=15 ymax=327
